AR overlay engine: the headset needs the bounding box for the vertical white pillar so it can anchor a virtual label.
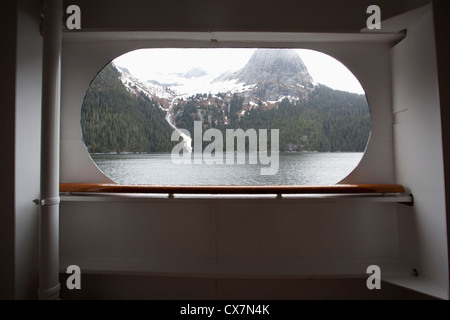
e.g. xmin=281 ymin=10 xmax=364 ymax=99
xmin=38 ymin=0 xmax=62 ymax=300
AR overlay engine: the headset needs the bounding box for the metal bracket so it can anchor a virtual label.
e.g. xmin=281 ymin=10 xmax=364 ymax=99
xmin=33 ymin=197 xmax=61 ymax=206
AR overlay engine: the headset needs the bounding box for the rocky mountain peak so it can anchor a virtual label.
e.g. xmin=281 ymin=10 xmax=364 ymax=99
xmin=238 ymin=49 xmax=312 ymax=84
xmin=216 ymin=49 xmax=315 ymax=101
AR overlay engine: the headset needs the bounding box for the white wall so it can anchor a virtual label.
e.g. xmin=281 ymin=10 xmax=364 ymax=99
xmin=60 ymin=199 xmax=402 ymax=278
xmin=59 ymin=34 xmax=408 ymax=287
xmin=3 ymin=0 xmax=446 ymax=301
xmin=0 ymin=0 xmax=41 ymax=300
xmin=391 ymin=7 xmax=449 ymax=299
xmin=55 ymin=1 xmax=449 ymax=300
xmin=14 ymin=0 xmax=42 ymax=299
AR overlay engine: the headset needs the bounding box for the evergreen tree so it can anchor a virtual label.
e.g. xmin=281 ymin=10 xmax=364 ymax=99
xmin=82 ymin=64 xmax=371 ymax=154
xmin=81 ymin=63 xmax=175 ymax=153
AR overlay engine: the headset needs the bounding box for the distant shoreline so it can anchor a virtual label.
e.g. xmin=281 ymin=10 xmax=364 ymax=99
xmin=89 ymin=151 xmax=363 ymax=155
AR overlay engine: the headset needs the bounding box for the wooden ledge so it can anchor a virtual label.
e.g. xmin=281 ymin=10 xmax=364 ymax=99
xmin=60 ymin=183 xmax=405 ymax=195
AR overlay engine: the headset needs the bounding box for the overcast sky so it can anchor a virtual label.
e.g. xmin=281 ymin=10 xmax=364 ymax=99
xmin=113 ymin=48 xmax=365 ymax=94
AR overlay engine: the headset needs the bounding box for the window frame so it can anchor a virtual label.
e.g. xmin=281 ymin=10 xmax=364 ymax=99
xmin=61 ymin=30 xmax=407 ymax=200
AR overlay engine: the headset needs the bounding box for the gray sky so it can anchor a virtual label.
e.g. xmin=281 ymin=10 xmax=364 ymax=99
xmin=113 ymin=48 xmax=365 ymax=94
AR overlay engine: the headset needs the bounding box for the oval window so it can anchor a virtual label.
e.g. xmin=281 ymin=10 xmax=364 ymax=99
xmin=80 ymin=48 xmax=371 ymax=185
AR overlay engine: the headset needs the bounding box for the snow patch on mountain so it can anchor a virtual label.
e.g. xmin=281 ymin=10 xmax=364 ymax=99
xmin=114 ymin=49 xmax=317 ymax=103
xmin=115 ymin=63 xmax=175 ymax=102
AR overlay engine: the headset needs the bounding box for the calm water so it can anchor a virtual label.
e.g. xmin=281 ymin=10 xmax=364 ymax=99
xmin=91 ymin=152 xmax=363 ymax=185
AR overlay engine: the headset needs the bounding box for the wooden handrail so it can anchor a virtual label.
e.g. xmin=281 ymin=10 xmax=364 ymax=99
xmin=60 ymin=183 xmax=405 ymax=194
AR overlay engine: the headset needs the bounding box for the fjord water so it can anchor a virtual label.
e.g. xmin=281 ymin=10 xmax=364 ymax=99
xmin=91 ymin=152 xmax=363 ymax=185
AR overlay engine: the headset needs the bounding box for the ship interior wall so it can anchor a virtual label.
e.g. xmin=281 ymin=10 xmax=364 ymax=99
xmin=2 ymin=0 xmax=448 ymax=300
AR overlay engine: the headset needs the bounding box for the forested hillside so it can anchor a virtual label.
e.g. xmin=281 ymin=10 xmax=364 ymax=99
xmin=81 ymin=64 xmax=174 ymax=153
xmin=81 ymin=63 xmax=371 ymax=154
xmin=173 ymin=86 xmax=371 ymax=152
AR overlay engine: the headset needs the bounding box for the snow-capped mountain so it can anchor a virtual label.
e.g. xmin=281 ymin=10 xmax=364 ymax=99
xmin=114 ymin=49 xmax=316 ymax=104
xmin=83 ymin=54 xmax=370 ymax=155
xmin=114 ymin=64 xmax=175 ymax=105
xmin=215 ymin=49 xmax=315 ymax=101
